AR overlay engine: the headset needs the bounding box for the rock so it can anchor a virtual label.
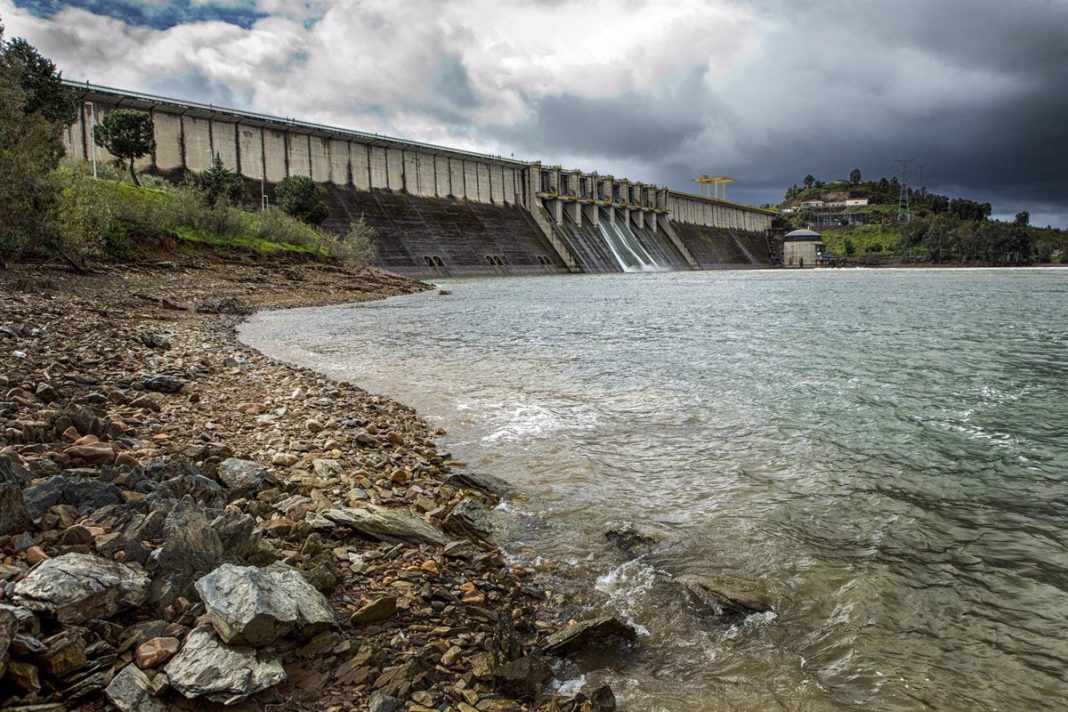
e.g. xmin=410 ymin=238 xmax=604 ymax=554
xmin=0 ymin=603 xmax=39 ymax=635
xmin=0 ymin=607 xmax=13 ymax=677
xmin=135 ymin=637 xmax=180 ymax=668
xmin=63 ymin=442 xmax=116 ymax=464
xmin=605 ymin=524 xmax=662 ymax=559
xmin=349 ymin=596 xmax=397 ymax=626
xmin=24 ymin=545 xmax=49 ymax=565
xmin=445 ymin=497 xmax=494 ymax=540
xmin=13 ymin=553 xmax=149 ymax=624
xmin=22 ymin=475 xmax=123 ymax=518
xmin=447 ymin=471 xmax=512 ymax=498
xmin=39 ymin=629 xmax=87 ymax=677
xmin=129 ymin=395 xmax=161 ymax=412
xmin=195 ymin=563 xmax=335 ymax=646
xmin=106 ymin=663 xmax=166 ymax=712
xmin=271 ymin=452 xmax=299 ymax=467
xmin=216 ymin=458 xmax=267 ymax=493
xmin=323 ymin=505 xmax=446 ymax=546
xmin=542 ymin=616 xmax=637 ymax=657
xmin=493 ymin=654 xmax=552 ymax=700
xmin=0 ymin=455 xmax=31 ymax=535
xmin=164 ymin=626 xmax=286 ymax=705
xmin=676 ymin=574 xmax=773 ymax=617
xmin=305 ymin=419 xmax=325 ymax=433
xmin=8 ymin=659 xmax=40 ymax=694
xmin=150 ymin=498 xmax=223 ymax=608
xmin=140 ymin=374 xmax=186 ymax=394
xmin=368 ymin=690 xmax=404 ymax=712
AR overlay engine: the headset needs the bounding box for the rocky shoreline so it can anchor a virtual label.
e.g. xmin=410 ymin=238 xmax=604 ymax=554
xmin=0 ymin=256 xmax=632 ymax=711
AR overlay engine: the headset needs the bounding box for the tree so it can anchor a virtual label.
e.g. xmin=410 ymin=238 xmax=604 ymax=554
xmin=0 ymin=25 xmax=64 ymax=262
xmin=849 ymin=168 xmax=862 ymax=185
xmin=803 ymin=174 xmax=815 ymax=189
xmin=196 ymin=153 xmax=245 ymax=207
xmin=275 ymin=175 xmax=328 ymax=225
xmin=93 ymin=110 xmax=155 ymax=186
xmin=0 ymin=36 xmax=76 ymax=125
xmin=1014 ymin=210 xmax=1030 ymax=226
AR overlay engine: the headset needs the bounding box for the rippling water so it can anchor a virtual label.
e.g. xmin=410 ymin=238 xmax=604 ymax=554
xmin=240 ymin=268 xmax=1068 ymax=711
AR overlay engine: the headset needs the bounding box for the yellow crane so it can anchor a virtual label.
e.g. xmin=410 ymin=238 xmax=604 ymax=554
xmin=693 ymin=175 xmax=735 ymax=200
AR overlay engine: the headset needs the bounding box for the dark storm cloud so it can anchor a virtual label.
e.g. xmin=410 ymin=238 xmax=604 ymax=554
xmin=12 ymin=0 xmax=266 ymax=29
xmin=667 ymin=0 xmax=1068 ymax=220
xmin=486 ymin=71 xmax=711 ymax=165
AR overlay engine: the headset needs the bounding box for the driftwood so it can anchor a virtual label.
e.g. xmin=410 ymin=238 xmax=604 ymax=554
xmin=133 ymin=292 xmax=189 ymax=311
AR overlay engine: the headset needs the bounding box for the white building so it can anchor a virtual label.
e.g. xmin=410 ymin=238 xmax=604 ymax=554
xmin=782 ymin=229 xmax=825 ymax=268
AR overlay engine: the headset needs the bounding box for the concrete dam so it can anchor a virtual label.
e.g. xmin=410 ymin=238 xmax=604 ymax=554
xmin=63 ymin=82 xmax=776 ymax=277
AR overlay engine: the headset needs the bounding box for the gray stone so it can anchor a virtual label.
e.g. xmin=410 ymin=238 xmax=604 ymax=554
xmin=493 ymin=654 xmax=552 ymax=700
xmin=195 ymin=563 xmax=335 ymax=647
xmin=0 ymin=603 xmax=40 ymax=635
xmin=0 ymin=455 xmax=31 ymax=535
xmin=105 ymin=664 xmax=166 ymax=712
xmin=447 ymin=471 xmax=512 ymax=498
xmin=21 ymin=475 xmax=122 ymax=519
xmin=140 ymin=374 xmax=185 ymax=394
xmin=217 ymin=458 xmax=267 ymax=493
xmin=542 ymin=616 xmax=637 ymax=657
xmin=164 ymin=626 xmax=285 ymax=704
xmin=150 ymin=498 xmax=223 ymax=608
xmin=13 ymin=553 xmax=149 ymax=624
xmin=445 ymin=497 xmax=494 ymax=540
xmin=368 ymin=690 xmax=404 ymax=712
xmin=676 ymin=574 xmax=773 ymax=617
xmin=323 ymin=505 xmax=446 ymax=546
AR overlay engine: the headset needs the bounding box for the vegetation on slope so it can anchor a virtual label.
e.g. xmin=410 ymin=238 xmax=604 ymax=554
xmin=0 ymin=27 xmax=374 ymax=270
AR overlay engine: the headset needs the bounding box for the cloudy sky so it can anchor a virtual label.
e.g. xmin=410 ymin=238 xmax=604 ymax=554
xmin=3 ymin=0 xmax=1066 ymax=226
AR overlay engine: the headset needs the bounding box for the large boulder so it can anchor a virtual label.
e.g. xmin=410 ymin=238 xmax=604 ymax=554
xmin=446 ymin=471 xmax=512 ymax=498
xmin=164 ymin=626 xmax=286 ymax=705
xmin=493 ymin=654 xmax=552 ymax=700
xmin=195 ymin=563 xmax=335 ymax=647
xmin=0 ymin=455 xmax=31 ymax=535
xmin=150 ymin=498 xmax=223 ymax=608
xmin=0 ymin=607 xmax=14 ymax=678
xmin=139 ymin=374 xmax=186 ymax=394
xmin=216 ymin=458 xmax=267 ymax=494
xmin=542 ymin=616 xmax=637 ymax=657
xmin=21 ymin=474 xmax=123 ymax=519
xmin=323 ymin=505 xmax=446 ymax=546
xmin=445 ymin=497 xmax=494 ymax=541
xmin=676 ymin=574 xmax=772 ymax=617
xmin=13 ymin=553 xmax=149 ymax=624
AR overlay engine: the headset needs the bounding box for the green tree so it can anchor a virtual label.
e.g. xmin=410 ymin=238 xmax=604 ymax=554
xmin=196 ymin=152 xmax=245 ymax=207
xmin=0 ymin=25 xmax=64 ymax=262
xmin=803 ymin=174 xmax=815 ymax=189
xmin=1014 ymin=210 xmax=1030 ymax=226
xmin=275 ymin=175 xmax=328 ymax=225
xmin=0 ymin=36 xmax=76 ymax=125
xmin=843 ymin=238 xmax=856 ymax=255
xmin=93 ymin=109 xmax=155 ymax=186
xmin=849 ymin=168 xmax=862 ymax=185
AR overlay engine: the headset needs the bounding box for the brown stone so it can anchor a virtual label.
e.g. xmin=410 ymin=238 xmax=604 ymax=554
xmin=135 ymin=636 xmax=180 ymax=669
xmin=349 ymin=596 xmax=397 ymax=625
xmin=25 ymin=546 xmax=49 ymax=566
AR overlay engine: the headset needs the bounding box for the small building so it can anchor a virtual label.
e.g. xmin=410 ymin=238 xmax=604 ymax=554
xmin=782 ymin=228 xmax=825 ymax=268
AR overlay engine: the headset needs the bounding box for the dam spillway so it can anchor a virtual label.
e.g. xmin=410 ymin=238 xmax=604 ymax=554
xmin=62 ymin=81 xmax=776 ymax=277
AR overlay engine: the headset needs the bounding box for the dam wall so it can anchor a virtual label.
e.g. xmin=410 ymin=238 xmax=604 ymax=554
xmin=63 ymin=81 xmax=776 ymax=276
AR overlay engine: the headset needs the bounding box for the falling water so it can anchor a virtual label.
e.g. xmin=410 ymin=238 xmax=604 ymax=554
xmin=598 ymin=220 xmax=661 ymax=272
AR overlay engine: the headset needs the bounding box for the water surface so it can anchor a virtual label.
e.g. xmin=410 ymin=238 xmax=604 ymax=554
xmin=240 ymin=268 xmax=1068 ymax=711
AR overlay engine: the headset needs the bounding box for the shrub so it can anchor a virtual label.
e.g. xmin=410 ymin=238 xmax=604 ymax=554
xmin=196 ymin=153 xmax=245 ymax=207
xmin=329 ymin=215 xmax=377 ymax=265
xmin=275 ymin=175 xmax=329 ymax=225
xmin=255 ymin=207 xmax=324 ymax=251
xmin=54 ymin=166 xmax=129 ymax=261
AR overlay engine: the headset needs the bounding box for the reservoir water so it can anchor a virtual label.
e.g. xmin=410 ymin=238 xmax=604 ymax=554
xmin=240 ymin=268 xmax=1068 ymax=711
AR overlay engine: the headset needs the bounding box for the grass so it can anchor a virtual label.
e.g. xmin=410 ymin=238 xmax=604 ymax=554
xmin=173 ymin=226 xmax=323 ymax=256
xmin=819 ymin=224 xmax=902 ymax=256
